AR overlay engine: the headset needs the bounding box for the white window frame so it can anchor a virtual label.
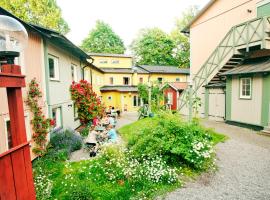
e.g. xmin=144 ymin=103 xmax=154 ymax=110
xmin=123 ymin=77 xmax=130 ymax=85
xmin=52 ymin=107 xmax=62 ymax=130
xmin=71 ymin=64 xmax=78 ymax=82
xmin=4 ymin=114 xmax=31 ymax=150
xmin=240 ymin=77 xmax=252 ymax=99
xmin=48 ymin=55 xmax=60 ymax=81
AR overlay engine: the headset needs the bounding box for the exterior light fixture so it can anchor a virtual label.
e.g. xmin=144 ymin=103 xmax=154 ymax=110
xmin=0 ymin=15 xmax=28 ymax=64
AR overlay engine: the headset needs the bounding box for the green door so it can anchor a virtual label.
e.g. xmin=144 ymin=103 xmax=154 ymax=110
xmin=257 ymin=2 xmax=270 ymax=17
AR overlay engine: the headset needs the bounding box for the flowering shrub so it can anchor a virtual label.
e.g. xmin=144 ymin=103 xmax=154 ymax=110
xmin=129 ymin=111 xmax=215 ymax=170
xmin=26 ymin=78 xmax=54 ymax=156
xmin=70 ymin=80 xmax=105 ymax=125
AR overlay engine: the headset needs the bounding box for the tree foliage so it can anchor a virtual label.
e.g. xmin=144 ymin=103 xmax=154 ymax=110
xmin=0 ymin=0 xmax=70 ymax=34
xmin=81 ymin=20 xmax=125 ymax=54
xmin=131 ymin=6 xmax=199 ymax=67
xmin=170 ymin=5 xmax=199 ymax=68
xmin=131 ymin=28 xmax=177 ymax=66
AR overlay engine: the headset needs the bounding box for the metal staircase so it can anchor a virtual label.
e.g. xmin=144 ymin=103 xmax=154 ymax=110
xmin=179 ymin=15 xmax=270 ymax=112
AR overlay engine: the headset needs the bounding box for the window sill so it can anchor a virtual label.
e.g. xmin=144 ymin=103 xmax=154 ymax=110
xmin=239 ymin=97 xmax=252 ymax=100
xmin=50 ymin=78 xmax=60 ymax=82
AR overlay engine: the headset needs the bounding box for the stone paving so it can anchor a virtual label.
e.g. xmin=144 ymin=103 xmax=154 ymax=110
xmin=164 ymin=120 xmax=270 ymax=200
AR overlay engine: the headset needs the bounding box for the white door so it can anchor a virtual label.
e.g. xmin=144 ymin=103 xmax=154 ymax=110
xmin=209 ymin=88 xmax=225 ymax=121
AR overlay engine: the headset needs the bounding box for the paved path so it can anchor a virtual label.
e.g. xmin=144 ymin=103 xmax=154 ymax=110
xmin=165 ymin=120 xmax=270 ymax=200
xmin=116 ymin=112 xmax=138 ymax=129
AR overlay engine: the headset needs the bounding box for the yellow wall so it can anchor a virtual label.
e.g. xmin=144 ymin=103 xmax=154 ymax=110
xmin=149 ymin=74 xmax=188 ymax=83
xmin=137 ymin=74 xmax=150 ymax=84
xmin=91 ymin=68 xmax=104 ymax=95
xmin=91 ymin=55 xmax=133 ymax=68
xmin=101 ymin=91 xmax=140 ymax=112
xmin=104 ymin=73 xmax=133 ymax=85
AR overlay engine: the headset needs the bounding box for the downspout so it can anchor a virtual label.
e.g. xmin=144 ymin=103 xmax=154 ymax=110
xmin=43 ymin=39 xmax=51 ymax=117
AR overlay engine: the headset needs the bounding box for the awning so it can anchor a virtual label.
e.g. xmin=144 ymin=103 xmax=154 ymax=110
xmin=222 ymin=58 xmax=270 ymax=76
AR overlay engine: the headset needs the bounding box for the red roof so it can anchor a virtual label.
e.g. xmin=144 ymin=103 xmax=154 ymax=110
xmin=167 ymin=82 xmax=188 ymax=91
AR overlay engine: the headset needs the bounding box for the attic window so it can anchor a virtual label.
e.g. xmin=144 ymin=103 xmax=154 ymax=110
xmin=99 ymin=59 xmax=108 ymax=64
xmin=112 ymin=60 xmax=119 ymax=64
xmin=157 ymin=77 xmax=163 ymax=83
xmin=123 ymin=77 xmax=130 ymax=85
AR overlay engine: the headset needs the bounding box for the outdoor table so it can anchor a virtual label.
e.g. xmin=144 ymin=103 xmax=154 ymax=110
xmin=95 ymin=126 xmax=105 ymax=132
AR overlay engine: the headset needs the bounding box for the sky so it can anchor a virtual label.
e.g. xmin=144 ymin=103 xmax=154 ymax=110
xmin=56 ymin=0 xmax=210 ymax=48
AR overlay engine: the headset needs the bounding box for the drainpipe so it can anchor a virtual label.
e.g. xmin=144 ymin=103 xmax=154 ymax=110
xmin=43 ymin=39 xmax=51 ymax=117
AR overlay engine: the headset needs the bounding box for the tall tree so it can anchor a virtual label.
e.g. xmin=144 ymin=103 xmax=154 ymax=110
xmin=0 ymin=0 xmax=70 ymax=34
xmin=131 ymin=28 xmax=177 ymax=66
xmin=171 ymin=5 xmax=199 ymax=68
xmin=81 ymin=20 xmax=125 ymax=54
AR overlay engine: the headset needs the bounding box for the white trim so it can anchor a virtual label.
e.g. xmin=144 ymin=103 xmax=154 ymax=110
xmin=257 ymin=0 xmax=270 ymax=7
xmin=48 ymin=54 xmax=60 ymax=81
xmin=71 ymin=64 xmax=78 ymax=82
xmin=240 ymin=77 xmax=252 ymax=99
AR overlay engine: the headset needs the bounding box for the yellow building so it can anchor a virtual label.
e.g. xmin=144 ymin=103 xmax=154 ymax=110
xmin=88 ymin=53 xmax=190 ymax=112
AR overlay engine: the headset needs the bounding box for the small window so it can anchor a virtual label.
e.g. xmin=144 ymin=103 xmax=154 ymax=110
xmin=48 ymin=55 xmax=59 ymax=80
xmin=71 ymin=64 xmax=78 ymax=82
xmin=99 ymin=59 xmax=108 ymax=64
xmin=139 ymin=77 xmax=143 ymax=83
xmin=157 ymin=77 xmax=163 ymax=83
xmin=176 ymin=78 xmax=180 ymax=82
xmin=167 ymin=92 xmax=173 ymax=104
xmin=5 ymin=120 xmax=12 ymax=149
xmin=110 ymin=77 xmax=114 ymax=85
xmin=52 ymin=107 xmax=62 ymax=130
xmin=133 ymin=96 xmax=141 ymax=107
xmin=240 ymin=77 xmax=252 ymax=99
xmin=112 ymin=60 xmax=119 ymax=64
xmin=74 ymin=104 xmax=78 ymax=120
xmin=108 ymin=96 xmax=112 ymax=100
xmin=123 ymin=77 xmax=130 ymax=85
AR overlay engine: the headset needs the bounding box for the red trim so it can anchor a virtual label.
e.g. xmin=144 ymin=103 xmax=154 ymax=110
xmin=0 ymin=142 xmax=30 ymax=158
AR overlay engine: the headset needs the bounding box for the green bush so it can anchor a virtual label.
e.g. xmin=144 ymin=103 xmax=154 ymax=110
xmin=80 ymin=126 xmax=90 ymax=137
xmin=129 ymin=111 xmax=215 ymax=170
xmin=50 ymin=129 xmax=82 ymax=154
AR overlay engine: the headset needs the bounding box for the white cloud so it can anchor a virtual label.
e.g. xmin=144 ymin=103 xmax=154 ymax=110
xmin=57 ymin=0 xmax=210 ymax=48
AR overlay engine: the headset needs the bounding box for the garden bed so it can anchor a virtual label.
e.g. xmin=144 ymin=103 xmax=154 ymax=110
xmin=33 ymin=112 xmax=227 ymax=199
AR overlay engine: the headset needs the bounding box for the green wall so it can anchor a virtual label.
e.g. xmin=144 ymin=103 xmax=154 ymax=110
xmin=204 ymin=88 xmax=209 ymax=118
xmin=261 ymin=74 xmax=270 ymax=126
xmin=225 ymin=76 xmax=232 ymax=120
xmin=257 ymin=3 xmax=270 ymax=17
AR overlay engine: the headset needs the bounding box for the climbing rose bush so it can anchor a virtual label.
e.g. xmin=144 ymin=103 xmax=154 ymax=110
xmin=70 ymin=80 xmax=105 ymax=125
xmin=26 ymin=78 xmax=54 ymax=156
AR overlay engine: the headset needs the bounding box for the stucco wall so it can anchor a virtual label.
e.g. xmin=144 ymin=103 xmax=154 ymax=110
xmin=0 ymin=32 xmax=46 ymax=156
xmin=47 ymin=42 xmax=82 ymax=130
xmin=231 ymin=74 xmax=262 ymax=125
xmin=190 ymin=0 xmax=261 ymax=76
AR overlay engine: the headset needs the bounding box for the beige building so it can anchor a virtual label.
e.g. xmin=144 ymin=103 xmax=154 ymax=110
xmin=181 ymin=0 xmax=270 ymax=130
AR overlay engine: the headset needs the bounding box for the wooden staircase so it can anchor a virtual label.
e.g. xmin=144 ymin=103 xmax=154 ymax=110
xmin=179 ymin=15 xmax=270 ymax=113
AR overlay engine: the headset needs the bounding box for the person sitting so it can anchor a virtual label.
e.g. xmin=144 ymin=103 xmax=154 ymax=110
xmin=109 ymin=115 xmax=116 ymax=127
xmin=101 ymin=115 xmax=109 ymax=125
xmin=106 ymin=124 xmax=117 ymax=143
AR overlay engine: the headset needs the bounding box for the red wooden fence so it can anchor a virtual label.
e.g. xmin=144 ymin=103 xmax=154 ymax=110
xmin=0 ymin=142 xmax=36 ymax=200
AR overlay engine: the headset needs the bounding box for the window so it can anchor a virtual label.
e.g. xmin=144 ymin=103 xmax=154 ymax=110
xmin=123 ymin=77 xmax=130 ymax=85
xmin=52 ymin=107 xmax=62 ymax=130
xmin=48 ymin=55 xmax=59 ymax=80
xmin=112 ymin=60 xmax=119 ymax=64
xmin=133 ymin=96 xmax=141 ymax=107
xmin=139 ymin=77 xmax=143 ymax=83
xmin=74 ymin=104 xmax=78 ymax=120
xmin=240 ymin=77 xmax=252 ymax=99
xmin=108 ymin=96 xmax=112 ymax=100
xmin=176 ymin=78 xmax=180 ymax=82
xmin=110 ymin=77 xmax=114 ymax=85
xmin=71 ymin=64 xmax=78 ymax=82
xmin=167 ymin=92 xmax=173 ymax=105
xmin=99 ymin=59 xmax=108 ymax=64
xmin=257 ymin=0 xmax=270 ymax=17
xmin=4 ymin=115 xmax=31 ymax=150
xmin=157 ymin=77 xmax=163 ymax=83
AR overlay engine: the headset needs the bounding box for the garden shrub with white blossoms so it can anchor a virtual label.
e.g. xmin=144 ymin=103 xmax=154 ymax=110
xmin=129 ymin=112 xmax=216 ymax=170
